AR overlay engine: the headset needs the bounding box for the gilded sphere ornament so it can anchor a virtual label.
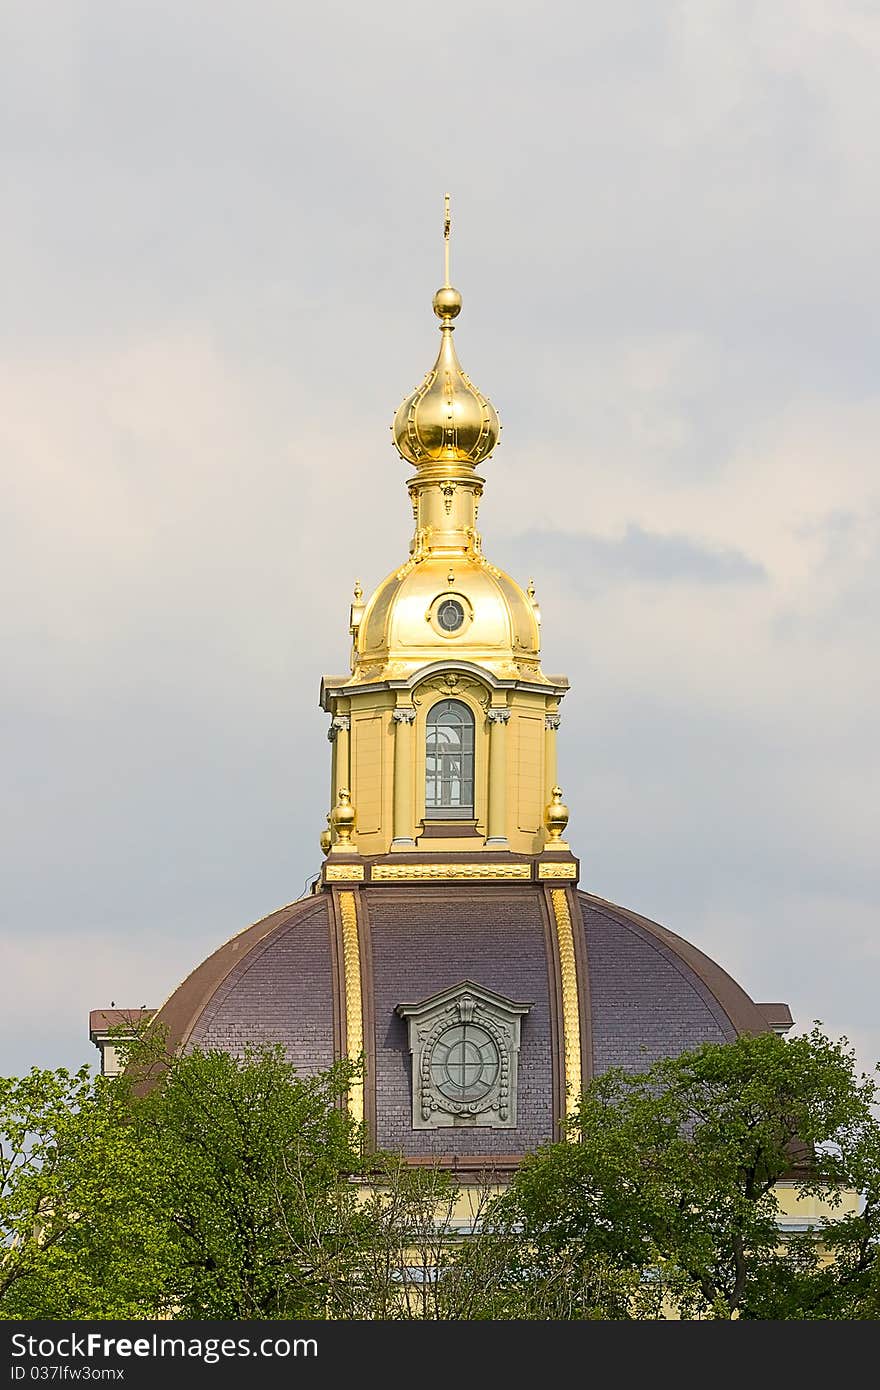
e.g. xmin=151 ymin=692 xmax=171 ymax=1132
xmin=432 ymin=285 xmax=462 ymax=319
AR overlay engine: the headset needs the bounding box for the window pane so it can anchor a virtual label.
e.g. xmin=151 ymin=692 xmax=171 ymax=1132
xmin=425 ymin=699 xmax=475 ymax=817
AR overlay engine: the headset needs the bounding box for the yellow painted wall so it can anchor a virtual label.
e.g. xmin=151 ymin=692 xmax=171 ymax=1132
xmin=331 ymin=674 xmax=559 ymax=856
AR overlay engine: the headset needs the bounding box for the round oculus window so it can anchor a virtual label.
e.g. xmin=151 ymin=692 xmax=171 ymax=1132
xmin=429 ymin=1024 xmax=500 ymax=1103
xmin=436 ymin=598 xmax=465 ymax=633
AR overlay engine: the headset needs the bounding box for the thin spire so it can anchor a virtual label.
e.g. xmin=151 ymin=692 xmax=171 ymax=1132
xmin=443 ymin=192 xmax=451 ymax=288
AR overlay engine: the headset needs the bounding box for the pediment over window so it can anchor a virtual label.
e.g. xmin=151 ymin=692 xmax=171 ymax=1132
xmin=396 ymin=982 xmax=532 ymax=1131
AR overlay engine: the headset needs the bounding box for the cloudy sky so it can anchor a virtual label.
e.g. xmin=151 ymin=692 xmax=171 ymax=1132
xmin=2 ymin=1 xmax=878 ymax=1082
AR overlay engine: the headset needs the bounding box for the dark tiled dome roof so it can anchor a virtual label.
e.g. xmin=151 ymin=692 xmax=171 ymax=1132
xmin=151 ymin=886 xmax=770 ymax=1165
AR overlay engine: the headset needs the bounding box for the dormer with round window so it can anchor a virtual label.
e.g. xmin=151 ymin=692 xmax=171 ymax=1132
xmin=397 ymin=983 xmax=532 ymax=1130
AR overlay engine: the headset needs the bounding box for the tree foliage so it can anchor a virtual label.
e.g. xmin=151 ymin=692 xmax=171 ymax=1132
xmin=2 ymin=1041 xmax=367 ymax=1319
xmin=128 ymin=1043 xmax=367 ymax=1318
xmin=1 ymin=1026 xmax=878 ymax=1319
xmin=487 ymin=1027 xmax=880 ymax=1318
xmin=0 ymin=1065 xmax=168 ymax=1317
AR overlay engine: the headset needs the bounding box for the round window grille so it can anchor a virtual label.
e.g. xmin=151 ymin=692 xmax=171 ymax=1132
xmin=436 ymin=598 xmax=465 ymax=632
xmin=429 ymin=1024 xmax=500 ymax=1102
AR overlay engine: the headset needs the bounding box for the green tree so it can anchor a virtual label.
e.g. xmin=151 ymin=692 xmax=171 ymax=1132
xmin=333 ymin=1158 xmax=502 ymax=1320
xmin=485 ymin=1027 xmax=880 ymax=1319
xmin=129 ymin=1042 xmax=367 ymax=1318
xmin=4 ymin=1028 xmax=878 ymax=1320
xmin=2 ymin=1044 xmax=370 ymax=1319
xmin=0 ymin=1065 xmax=171 ymax=1318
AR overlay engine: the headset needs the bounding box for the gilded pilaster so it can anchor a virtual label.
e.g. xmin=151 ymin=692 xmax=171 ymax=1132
xmin=329 ymin=714 xmax=350 ymax=822
xmin=549 ymin=886 xmax=582 ymax=1126
xmin=486 ymin=707 xmax=510 ymax=847
xmin=391 ymin=706 xmax=416 ymax=848
xmin=338 ymin=890 xmax=365 ymax=1126
xmin=544 ymin=712 xmax=560 ymax=815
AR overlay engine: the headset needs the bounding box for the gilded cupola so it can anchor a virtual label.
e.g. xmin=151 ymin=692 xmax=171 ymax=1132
xmin=392 ymin=283 xmax=500 ymax=468
xmin=320 ymin=198 xmax=570 ymax=861
xmin=121 ymin=198 xmax=793 ymax=1204
xmin=392 ymin=196 xmax=500 ymax=470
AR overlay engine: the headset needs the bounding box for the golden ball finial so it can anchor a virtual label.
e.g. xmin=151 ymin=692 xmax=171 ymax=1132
xmin=432 ymin=285 xmax=462 ymax=320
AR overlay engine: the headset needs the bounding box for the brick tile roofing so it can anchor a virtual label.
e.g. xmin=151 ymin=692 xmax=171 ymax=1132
xmin=139 ymin=885 xmax=772 ymax=1160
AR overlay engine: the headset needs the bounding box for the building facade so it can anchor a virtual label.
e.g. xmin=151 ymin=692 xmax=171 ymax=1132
xmin=92 ymin=223 xmax=792 ymax=1173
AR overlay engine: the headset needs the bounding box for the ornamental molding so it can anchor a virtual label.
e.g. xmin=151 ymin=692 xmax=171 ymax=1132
xmin=396 ymin=981 xmax=532 ymax=1131
xmin=322 ymin=660 xmax=570 ymax=703
xmin=537 ymin=861 xmax=577 ymax=880
xmin=372 ymin=862 xmax=531 ymax=882
xmin=549 ymin=888 xmax=582 ymax=1125
xmin=327 ymin=715 xmax=351 ymax=742
xmin=413 ymin=670 xmax=491 ymax=713
xmin=545 ymin=714 xmax=561 ymax=731
xmin=487 ymin=708 xmax=511 ymax=724
xmin=392 ymin=706 xmax=417 ymax=724
xmin=338 ymin=891 xmax=365 ymax=1125
xmin=324 ymin=864 xmax=365 ymax=882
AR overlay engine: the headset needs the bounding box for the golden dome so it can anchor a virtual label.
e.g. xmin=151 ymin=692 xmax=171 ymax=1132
xmin=337 ymin=198 xmax=548 ymax=690
xmin=392 ymin=284 xmax=500 ymax=468
xmin=352 ymin=552 xmax=544 ymax=684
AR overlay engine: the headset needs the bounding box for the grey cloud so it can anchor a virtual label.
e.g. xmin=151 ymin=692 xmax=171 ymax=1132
xmin=514 ymin=524 xmax=767 ymax=589
xmin=0 ymin=1 xmax=877 ymax=1084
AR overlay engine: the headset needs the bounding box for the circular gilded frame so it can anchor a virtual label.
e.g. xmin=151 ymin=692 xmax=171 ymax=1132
xmin=425 ymin=590 xmax=474 ymax=639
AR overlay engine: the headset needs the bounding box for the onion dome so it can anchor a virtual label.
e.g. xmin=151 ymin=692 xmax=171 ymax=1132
xmin=392 ymin=206 xmax=500 ymax=467
xmin=392 ymin=287 xmax=500 ymax=467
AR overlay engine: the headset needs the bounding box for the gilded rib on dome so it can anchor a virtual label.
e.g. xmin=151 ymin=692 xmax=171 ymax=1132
xmin=392 ymin=286 xmax=500 ymax=467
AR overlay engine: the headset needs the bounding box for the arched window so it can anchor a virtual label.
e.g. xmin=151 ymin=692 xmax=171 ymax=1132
xmin=425 ymin=699 xmax=475 ymax=819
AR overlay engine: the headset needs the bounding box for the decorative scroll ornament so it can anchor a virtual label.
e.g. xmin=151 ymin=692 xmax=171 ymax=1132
xmin=412 ymin=672 xmax=491 ymax=713
xmin=327 ymin=715 xmax=351 ymax=742
xmin=396 ymin=526 xmax=434 ymax=579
